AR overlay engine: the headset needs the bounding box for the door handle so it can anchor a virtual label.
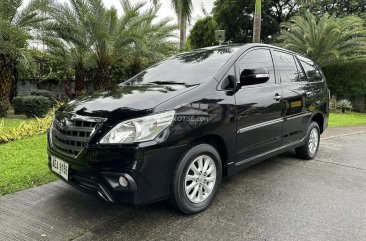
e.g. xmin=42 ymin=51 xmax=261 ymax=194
xmin=273 ymin=94 xmax=282 ymax=101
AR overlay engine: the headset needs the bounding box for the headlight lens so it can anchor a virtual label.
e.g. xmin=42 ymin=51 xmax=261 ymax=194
xmin=100 ymin=110 xmax=175 ymax=144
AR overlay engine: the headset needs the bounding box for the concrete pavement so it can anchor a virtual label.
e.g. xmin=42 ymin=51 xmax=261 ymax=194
xmin=1 ymin=126 xmax=366 ymax=241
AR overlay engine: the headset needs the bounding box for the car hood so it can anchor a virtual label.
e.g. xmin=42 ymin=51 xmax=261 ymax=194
xmin=58 ymin=84 xmax=197 ymax=121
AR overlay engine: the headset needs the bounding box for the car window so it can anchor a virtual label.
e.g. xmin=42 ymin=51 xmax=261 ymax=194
xmin=124 ymin=46 xmax=240 ymax=86
xmin=237 ymin=49 xmax=275 ymax=84
xmin=294 ymin=57 xmax=307 ymax=82
xmin=272 ymin=51 xmax=299 ymax=83
xmin=299 ymin=60 xmax=323 ymax=82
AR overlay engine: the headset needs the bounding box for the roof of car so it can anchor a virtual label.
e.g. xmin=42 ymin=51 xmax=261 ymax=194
xmin=193 ymin=43 xmax=312 ymax=62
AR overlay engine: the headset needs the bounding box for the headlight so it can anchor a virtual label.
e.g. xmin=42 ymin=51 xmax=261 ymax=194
xmin=100 ymin=110 xmax=175 ymax=144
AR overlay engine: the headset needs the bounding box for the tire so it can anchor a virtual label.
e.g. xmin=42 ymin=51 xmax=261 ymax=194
xmin=295 ymin=122 xmax=321 ymax=160
xmin=170 ymin=143 xmax=222 ymax=215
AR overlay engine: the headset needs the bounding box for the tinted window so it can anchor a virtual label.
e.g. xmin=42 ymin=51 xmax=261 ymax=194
xmin=273 ymin=51 xmax=299 ymax=83
xmin=299 ymin=60 xmax=323 ymax=82
xmin=294 ymin=57 xmax=307 ymax=82
xmin=238 ymin=49 xmax=275 ymax=84
xmin=125 ymin=47 xmax=240 ymax=86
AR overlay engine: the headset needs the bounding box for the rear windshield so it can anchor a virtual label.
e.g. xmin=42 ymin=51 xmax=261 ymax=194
xmin=124 ymin=46 xmax=240 ymax=86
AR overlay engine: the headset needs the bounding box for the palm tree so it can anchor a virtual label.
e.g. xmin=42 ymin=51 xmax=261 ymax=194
xmin=0 ymin=0 xmax=50 ymax=108
xmin=48 ymin=0 xmax=177 ymax=91
xmin=43 ymin=37 xmax=91 ymax=95
xmin=280 ymin=13 xmax=366 ymax=65
xmin=171 ymin=0 xmax=193 ymax=50
xmin=252 ymin=0 xmax=261 ymax=43
xmin=45 ymin=0 xmax=94 ymax=94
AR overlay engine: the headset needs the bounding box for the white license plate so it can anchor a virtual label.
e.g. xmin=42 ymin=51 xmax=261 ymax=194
xmin=51 ymin=156 xmax=69 ymax=181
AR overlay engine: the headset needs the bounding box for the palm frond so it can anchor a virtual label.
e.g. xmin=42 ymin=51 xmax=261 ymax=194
xmin=279 ymin=12 xmax=366 ymax=65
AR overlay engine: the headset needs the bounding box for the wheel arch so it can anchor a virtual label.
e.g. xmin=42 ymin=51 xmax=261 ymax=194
xmin=311 ymin=112 xmax=325 ymax=134
xmin=189 ymin=134 xmax=229 ymax=177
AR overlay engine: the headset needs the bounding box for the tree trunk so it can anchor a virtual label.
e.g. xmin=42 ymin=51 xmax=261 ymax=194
xmin=0 ymin=57 xmax=14 ymax=108
xmin=179 ymin=15 xmax=187 ymax=50
xmin=93 ymin=62 xmax=110 ymax=91
xmin=253 ymin=0 xmax=262 ymax=43
xmin=74 ymin=63 xmax=86 ymax=95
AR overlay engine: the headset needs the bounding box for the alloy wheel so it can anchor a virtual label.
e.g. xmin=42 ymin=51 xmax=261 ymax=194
xmin=184 ymin=155 xmax=217 ymax=204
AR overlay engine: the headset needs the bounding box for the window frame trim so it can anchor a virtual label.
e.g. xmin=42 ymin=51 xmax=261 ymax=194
xmin=234 ymin=47 xmax=278 ymax=87
xmin=297 ymin=57 xmax=325 ymax=83
xmin=271 ymin=49 xmax=305 ymax=84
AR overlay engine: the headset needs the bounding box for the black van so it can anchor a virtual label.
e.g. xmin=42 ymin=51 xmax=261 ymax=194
xmin=48 ymin=44 xmax=329 ymax=214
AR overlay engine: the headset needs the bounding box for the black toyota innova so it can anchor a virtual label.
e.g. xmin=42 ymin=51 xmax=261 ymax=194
xmin=48 ymin=44 xmax=329 ymax=214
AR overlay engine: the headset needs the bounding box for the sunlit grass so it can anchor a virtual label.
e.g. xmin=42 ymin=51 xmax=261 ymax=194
xmin=0 ymin=134 xmax=56 ymax=195
xmin=329 ymin=112 xmax=366 ymax=127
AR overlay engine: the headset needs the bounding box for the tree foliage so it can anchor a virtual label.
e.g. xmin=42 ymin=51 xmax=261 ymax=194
xmin=279 ymin=13 xmax=366 ymax=65
xmin=189 ymin=17 xmax=218 ymax=49
xmin=211 ymin=0 xmax=280 ymax=43
xmin=171 ymin=0 xmax=193 ymax=49
xmin=308 ymin=0 xmax=366 ymax=18
xmin=45 ymin=0 xmax=178 ymax=92
xmin=322 ymin=58 xmax=366 ymax=98
xmin=0 ymin=0 xmax=51 ymax=107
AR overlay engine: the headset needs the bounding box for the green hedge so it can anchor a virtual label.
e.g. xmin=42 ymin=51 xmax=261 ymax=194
xmin=14 ymin=96 xmax=50 ymax=118
xmin=13 ymin=97 xmax=25 ymax=114
xmin=30 ymin=89 xmax=54 ymax=106
xmin=322 ymin=58 xmax=366 ymax=98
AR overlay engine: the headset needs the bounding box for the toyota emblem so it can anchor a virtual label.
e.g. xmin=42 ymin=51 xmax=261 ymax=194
xmin=60 ymin=117 xmax=68 ymax=128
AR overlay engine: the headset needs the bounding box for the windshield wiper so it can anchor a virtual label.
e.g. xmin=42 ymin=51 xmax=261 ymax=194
xmin=148 ymin=81 xmax=186 ymax=85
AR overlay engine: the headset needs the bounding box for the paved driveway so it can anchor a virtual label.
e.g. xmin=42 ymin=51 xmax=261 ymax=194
xmin=1 ymin=127 xmax=366 ymax=241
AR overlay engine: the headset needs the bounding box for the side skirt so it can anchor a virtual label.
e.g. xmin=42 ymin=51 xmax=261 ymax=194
xmin=227 ymin=138 xmax=305 ymax=176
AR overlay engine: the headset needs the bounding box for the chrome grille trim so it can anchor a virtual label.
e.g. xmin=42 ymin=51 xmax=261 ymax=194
xmin=50 ymin=113 xmax=106 ymax=158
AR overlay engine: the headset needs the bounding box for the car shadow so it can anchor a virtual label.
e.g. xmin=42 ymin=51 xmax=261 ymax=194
xmin=41 ymin=151 xmax=302 ymax=240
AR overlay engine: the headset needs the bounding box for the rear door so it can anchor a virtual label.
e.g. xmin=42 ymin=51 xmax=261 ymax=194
xmin=297 ymin=56 xmax=326 ymax=112
xmin=235 ymin=48 xmax=285 ymax=162
xmin=272 ymin=50 xmax=310 ymax=145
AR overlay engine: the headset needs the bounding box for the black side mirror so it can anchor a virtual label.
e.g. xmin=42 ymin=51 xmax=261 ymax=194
xmin=240 ymin=67 xmax=270 ymax=86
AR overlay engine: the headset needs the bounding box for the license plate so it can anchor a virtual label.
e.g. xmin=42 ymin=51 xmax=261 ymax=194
xmin=51 ymin=156 xmax=69 ymax=181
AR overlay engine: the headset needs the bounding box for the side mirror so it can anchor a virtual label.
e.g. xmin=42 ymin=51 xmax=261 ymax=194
xmin=240 ymin=67 xmax=270 ymax=86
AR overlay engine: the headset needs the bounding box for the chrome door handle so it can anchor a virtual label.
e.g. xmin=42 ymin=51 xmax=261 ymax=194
xmin=273 ymin=94 xmax=282 ymax=101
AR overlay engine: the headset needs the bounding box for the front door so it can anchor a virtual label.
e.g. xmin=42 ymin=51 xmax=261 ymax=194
xmin=235 ymin=48 xmax=285 ymax=163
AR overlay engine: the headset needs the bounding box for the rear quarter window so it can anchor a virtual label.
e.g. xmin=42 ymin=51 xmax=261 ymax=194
xmin=298 ymin=57 xmax=323 ymax=82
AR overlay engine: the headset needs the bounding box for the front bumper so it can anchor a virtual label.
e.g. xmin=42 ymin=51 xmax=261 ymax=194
xmin=48 ymin=136 xmax=187 ymax=205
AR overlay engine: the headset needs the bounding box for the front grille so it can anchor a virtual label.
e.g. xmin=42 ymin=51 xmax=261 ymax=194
xmin=51 ymin=114 xmax=105 ymax=157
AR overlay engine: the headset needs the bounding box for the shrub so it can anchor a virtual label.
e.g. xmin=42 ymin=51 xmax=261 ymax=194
xmin=0 ymin=102 xmax=8 ymax=117
xmin=19 ymin=96 xmax=50 ymax=118
xmin=329 ymin=96 xmax=337 ymax=111
xmin=0 ymin=109 xmax=54 ymax=144
xmin=12 ymin=96 xmax=25 ymax=114
xmin=30 ymin=89 xmax=54 ymax=106
xmin=337 ymin=99 xmax=353 ymax=113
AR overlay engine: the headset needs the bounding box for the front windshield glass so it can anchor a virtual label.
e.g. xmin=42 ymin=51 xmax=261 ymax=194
xmin=124 ymin=46 xmax=241 ymax=86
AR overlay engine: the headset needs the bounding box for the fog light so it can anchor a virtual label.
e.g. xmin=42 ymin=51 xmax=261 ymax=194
xmin=119 ymin=176 xmax=128 ymax=187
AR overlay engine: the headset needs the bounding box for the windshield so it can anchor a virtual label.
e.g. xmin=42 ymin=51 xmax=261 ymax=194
xmin=124 ymin=46 xmax=241 ymax=86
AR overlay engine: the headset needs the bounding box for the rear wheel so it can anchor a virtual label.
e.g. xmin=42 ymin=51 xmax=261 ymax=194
xmin=295 ymin=122 xmax=320 ymax=160
xmin=170 ymin=143 xmax=222 ymax=215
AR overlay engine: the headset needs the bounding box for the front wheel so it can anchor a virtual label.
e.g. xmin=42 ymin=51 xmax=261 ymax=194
xmin=170 ymin=143 xmax=222 ymax=215
xmin=295 ymin=122 xmax=320 ymax=160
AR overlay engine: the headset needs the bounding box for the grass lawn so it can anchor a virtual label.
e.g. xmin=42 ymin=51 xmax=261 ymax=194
xmin=329 ymin=112 xmax=366 ymax=127
xmin=0 ymin=134 xmax=57 ymax=196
